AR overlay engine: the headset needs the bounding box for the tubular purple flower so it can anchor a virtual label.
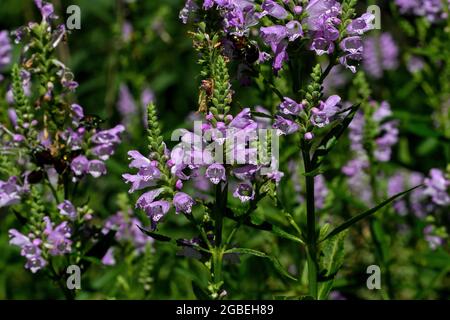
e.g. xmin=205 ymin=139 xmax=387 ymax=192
xmin=259 ymin=0 xmax=289 ymax=19
xmin=346 ymin=13 xmax=375 ymax=35
xmin=311 ymin=95 xmax=341 ymax=127
xmin=145 ymin=200 xmax=171 ymax=230
xmin=136 ymin=188 xmax=165 ymax=210
xmin=233 ymin=183 xmax=255 ymax=202
xmin=57 ymin=200 xmax=77 ymax=220
xmin=88 ymin=160 xmax=107 ymax=178
xmin=173 ymin=192 xmax=195 ymax=214
xmin=273 ymin=115 xmax=299 ymax=135
xmin=91 ymin=124 xmax=125 ymax=145
xmin=340 ymin=36 xmax=363 ymax=54
xmin=206 ymin=163 xmax=227 ymax=184
xmin=279 ymin=97 xmax=303 ymax=115
xmin=310 ymin=38 xmax=334 ymax=56
xmin=71 ymin=155 xmax=89 ymax=176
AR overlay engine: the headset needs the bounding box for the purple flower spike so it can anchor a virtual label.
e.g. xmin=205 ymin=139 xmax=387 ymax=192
xmin=273 ymin=115 xmax=299 ymax=135
xmin=57 ymin=200 xmax=77 ymax=220
xmin=88 ymin=160 xmax=107 ymax=178
xmin=206 ymin=163 xmax=227 ymax=184
xmin=279 ymin=97 xmax=303 ymax=115
xmin=233 ymin=183 xmax=255 ymax=203
xmin=71 ymin=155 xmax=89 ymax=176
xmin=424 ymin=169 xmax=450 ymax=206
xmin=173 ymin=192 xmax=195 ymax=214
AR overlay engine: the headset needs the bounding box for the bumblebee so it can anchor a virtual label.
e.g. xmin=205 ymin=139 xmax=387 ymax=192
xmin=229 ymin=35 xmax=259 ymax=64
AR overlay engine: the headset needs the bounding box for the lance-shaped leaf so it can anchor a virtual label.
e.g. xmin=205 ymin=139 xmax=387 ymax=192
xmin=225 ymin=248 xmax=297 ymax=281
xmin=138 ymin=226 xmax=173 ymax=242
xmin=311 ymin=103 xmax=360 ymax=168
xmin=318 ymin=231 xmax=347 ymax=300
xmin=321 ymin=185 xmax=422 ymax=243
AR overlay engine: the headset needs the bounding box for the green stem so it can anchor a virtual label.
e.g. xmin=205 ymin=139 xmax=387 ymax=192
xmin=302 ymin=143 xmax=318 ymax=299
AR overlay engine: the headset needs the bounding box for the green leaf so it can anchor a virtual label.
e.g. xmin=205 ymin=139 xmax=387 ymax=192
xmin=321 ymin=185 xmax=422 ymax=242
xmin=191 ymin=281 xmax=210 ymax=300
xmin=272 ymin=226 xmax=304 ymax=244
xmin=225 ymin=248 xmax=297 ymax=281
xmin=318 ymin=231 xmax=347 ymax=300
xmin=138 ymin=226 xmax=172 ymax=242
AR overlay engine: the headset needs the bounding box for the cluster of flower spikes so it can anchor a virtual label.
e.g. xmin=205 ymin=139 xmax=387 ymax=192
xmin=342 ymin=100 xmax=400 ymax=204
xmin=388 ymin=168 xmax=449 ymax=250
xmin=0 ymin=0 xmax=124 ymax=210
xmin=2 ymin=0 xmax=122 ymax=273
xmin=395 ymin=0 xmax=450 ymax=23
xmin=180 ymin=0 xmax=375 ymax=73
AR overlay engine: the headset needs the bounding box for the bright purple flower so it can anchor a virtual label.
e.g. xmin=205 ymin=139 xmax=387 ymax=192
xmin=286 ymin=21 xmax=304 ymax=41
xmin=34 ymin=0 xmax=56 ymax=21
xmin=424 ymin=169 xmax=450 ymax=206
xmin=340 ymin=36 xmax=363 ymax=54
xmin=346 ymin=13 xmax=375 ymax=35
xmin=229 ymin=108 xmax=255 ymax=129
xmin=173 ymin=192 xmax=195 ymax=214
xmin=57 ymin=200 xmax=77 ymax=220
xmin=144 ymin=200 xmax=171 ymax=230
xmin=206 ymin=163 xmax=227 ymax=184
xmin=279 ymin=97 xmax=303 ymax=115
xmin=43 ymin=217 xmax=72 ymax=256
xmin=305 ymin=0 xmax=341 ymax=30
xmin=136 ymin=188 xmax=165 ymax=210
xmin=91 ymin=144 xmax=116 ymax=161
xmin=311 ymin=95 xmax=341 ymax=127
xmin=0 ymin=176 xmax=24 ymax=207
xmin=71 ymin=155 xmax=89 ymax=176
xmin=91 ymin=124 xmax=125 ymax=145
xmin=273 ymin=115 xmax=299 ymax=135
xmin=88 ymin=160 xmax=107 ymax=178
xmin=259 ymin=0 xmax=289 ymax=19
xmin=310 ymin=38 xmax=334 ymax=55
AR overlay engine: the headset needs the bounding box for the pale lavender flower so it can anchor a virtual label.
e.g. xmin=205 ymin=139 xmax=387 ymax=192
xmin=206 ymin=163 xmax=227 ymax=184
xmin=273 ymin=115 xmax=299 ymax=135
xmin=0 ymin=177 xmax=24 ymax=207
xmin=34 ymin=0 xmax=56 ymax=21
xmin=91 ymin=124 xmax=125 ymax=145
xmin=346 ymin=13 xmax=375 ymax=35
xmin=101 ymin=248 xmax=116 ymax=265
xmin=173 ymin=192 xmax=195 ymax=214
xmin=144 ymin=200 xmax=171 ymax=230
xmin=259 ymin=0 xmax=288 ymax=19
xmin=311 ymin=95 xmax=341 ymax=127
xmin=88 ymin=160 xmax=107 ymax=178
xmin=71 ymin=155 xmax=89 ymax=176
xmin=423 ymin=225 xmax=444 ymax=250
xmin=279 ymin=97 xmax=303 ymax=115
xmin=117 ymin=83 xmax=136 ymax=123
xmin=43 ymin=217 xmax=72 ymax=256
xmin=57 ymin=200 xmax=77 ymax=220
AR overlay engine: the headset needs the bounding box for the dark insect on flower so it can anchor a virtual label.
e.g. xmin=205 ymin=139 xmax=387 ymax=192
xmin=78 ymin=114 xmax=104 ymax=130
xmin=27 ymin=169 xmax=44 ymax=184
xmin=31 ymin=148 xmax=54 ymax=166
xmin=229 ymin=35 xmax=259 ymax=64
